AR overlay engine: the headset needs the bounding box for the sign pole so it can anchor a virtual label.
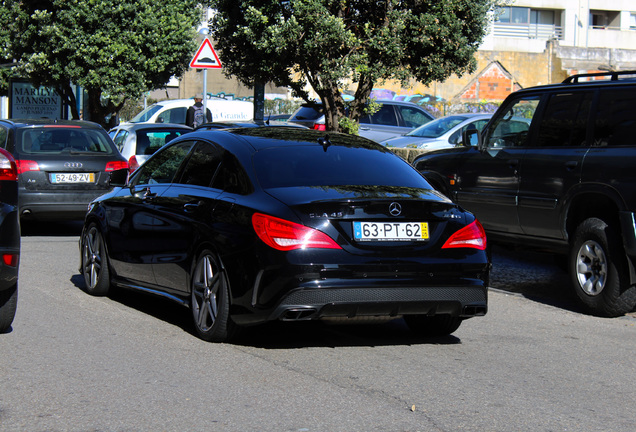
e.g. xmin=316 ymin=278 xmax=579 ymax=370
xmin=203 ymin=69 xmax=207 ymax=120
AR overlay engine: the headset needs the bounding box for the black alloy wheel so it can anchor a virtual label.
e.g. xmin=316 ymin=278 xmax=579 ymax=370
xmin=190 ymin=250 xmax=235 ymax=342
xmin=570 ymin=217 xmax=636 ymax=317
xmin=81 ymin=224 xmax=111 ymax=296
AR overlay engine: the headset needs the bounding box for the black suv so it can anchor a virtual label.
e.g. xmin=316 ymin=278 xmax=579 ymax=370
xmin=413 ymin=71 xmax=636 ymax=317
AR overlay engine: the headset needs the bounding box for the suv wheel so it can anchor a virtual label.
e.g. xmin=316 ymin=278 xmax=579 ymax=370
xmin=570 ymin=218 xmax=636 ymax=317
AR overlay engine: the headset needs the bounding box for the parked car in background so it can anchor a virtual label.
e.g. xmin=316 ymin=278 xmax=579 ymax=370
xmin=0 ymin=148 xmax=19 ymax=333
xmin=0 ymin=119 xmax=127 ymax=221
xmin=80 ymin=128 xmax=489 ymax=342
xmin=109 ymin=123 xmax=192 ymax=172
xmin=381 ymin=114 xmax=493 ymax=150
xmin=288 ymin=100 xmax=435 ymax=142
xmin=414 ymin=71 xmax=636 ymax=317
xmin=129 ymin=98 xmax=253 ymax=125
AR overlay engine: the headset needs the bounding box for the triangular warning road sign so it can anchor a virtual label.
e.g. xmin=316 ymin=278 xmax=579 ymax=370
xmin=190 ymin=38 xmax=222 ymax=69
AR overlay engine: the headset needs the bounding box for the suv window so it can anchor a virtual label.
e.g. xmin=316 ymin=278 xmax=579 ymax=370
xmin=593 ymin=87 xmax=636 ymax=147
xmin=362 ymin=104 xmax=398 ymax=126
xmin=486 ymin=96 xmax=538 ymax=148
xmin=397 ymin=105 xmax=431 ymax=128
xmin=536 ymin=92 xmax=592 ymax=147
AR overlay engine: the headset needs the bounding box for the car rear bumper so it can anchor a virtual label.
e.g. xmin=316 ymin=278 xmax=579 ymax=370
xmin=19 ymin=189 xmax=109 ymax=220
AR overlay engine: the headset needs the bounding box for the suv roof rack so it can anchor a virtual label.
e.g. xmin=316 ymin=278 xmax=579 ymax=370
xmin=563 ymin=70 xmax=636 ymax=84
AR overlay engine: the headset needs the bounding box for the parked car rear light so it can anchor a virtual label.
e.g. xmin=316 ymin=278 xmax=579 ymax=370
xmin=252 ymin=213 xmax=341 ymax=251
xmin=312 ymin=124 xmax=326 ymax=131
xmin=15 ymin=159 xmax=39 ymax=176
xmin=105 ymin=160 xmax=129 ymax=172
xmin=0 ymin=149 xmax=18 ymax=181
xmin=2 ymin=253 xmax=18 ymax=267
xmin=128 ymin=156 xmax=139 ymax=173
xmin=442 ymin=220 xmax=487 ymax=250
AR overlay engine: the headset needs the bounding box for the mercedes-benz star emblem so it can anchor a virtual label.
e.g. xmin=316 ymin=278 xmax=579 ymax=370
xmin=389 ymin=202 xmax=402 ymax=217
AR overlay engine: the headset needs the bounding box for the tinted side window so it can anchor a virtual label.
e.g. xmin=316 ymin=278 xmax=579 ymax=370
xmin=397 ymin=106 xmax=432 ymax=128
xmin=134 ymin=141 xmax=194 ymax=185
xmin=366 ymin=104 xmax=398 ymax=126
xmin=536 ymin=92 xmax=592 ymax=147
xmin=593 ymin=87 xmax=636 ymax=147
xmin=211 ymin=152 xmax=253 ymax=195
xmin=0 ymin=126 xmax=7 ymax=149
xmin=177 ymin=142 xmax=223 ymax=187
xmin=113 ymin=130 xmax=128 ymax=151
xmin=157 ymin=107 xmax=187 ymax=124
xmin=487 ymin=96 xmax=538 ymax=148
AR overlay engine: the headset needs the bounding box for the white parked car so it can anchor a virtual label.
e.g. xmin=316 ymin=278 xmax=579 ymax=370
xmin=109 ymin=123 xmax=192 ymax=172
xmin=380 ymin=113 xmax=493 ymax=149
xmin=129 ymin=98 xmax=253 ymax=125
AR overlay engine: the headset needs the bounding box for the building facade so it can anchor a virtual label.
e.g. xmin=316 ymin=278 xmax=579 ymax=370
xmin=388 ymin=0 xmax=636 ymax=103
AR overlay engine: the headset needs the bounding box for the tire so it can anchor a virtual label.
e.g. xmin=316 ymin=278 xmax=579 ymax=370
xmin=569 ymin=218 xmax=636 ymax=317
xmin=190 ymin=250 xmax=235 ymax=342
xmin=404 ymin=314 xmax=462 ymax=337
xmin=81 ymin=224 xmax=111 ymax=296
xmin=0 ymin=283 xmax=17 ymax=333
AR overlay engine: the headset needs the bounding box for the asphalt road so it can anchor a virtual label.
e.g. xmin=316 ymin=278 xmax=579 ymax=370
xmin=1 ymin=223 xmax=634 ymax=431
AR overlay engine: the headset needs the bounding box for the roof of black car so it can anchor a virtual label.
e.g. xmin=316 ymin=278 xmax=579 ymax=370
xmin=188 ymin=127 xmax=384 ymax=152
xmin=0 ymin=119 xmax=105 ymax=129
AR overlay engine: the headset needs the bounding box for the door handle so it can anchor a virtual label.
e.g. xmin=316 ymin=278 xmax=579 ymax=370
xmin=565 ymin=161 xmax=579 ymax=170
xmin=183 ymin=202 xmax=201 ymax=212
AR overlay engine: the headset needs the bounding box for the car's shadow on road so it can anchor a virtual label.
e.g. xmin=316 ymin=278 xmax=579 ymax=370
xmin=70 ymin=274 xmax=461 ymax=348
xmin=21 ymin=220 xmax=84 ymax=236
xmin=489 ymin=245 xmax=587 ymax=314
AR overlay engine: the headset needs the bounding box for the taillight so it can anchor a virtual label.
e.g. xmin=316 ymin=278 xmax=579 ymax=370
xmin=105 ymin=160 xmax=128 ymax=172
xmin=442 ymin=220 xmax=487 ymax=250
xmin=0 ymin=149 xmax=18 ymax=181
xmin=252 ymin=213 xmax=341 ymax=251
xmin=2 ymin=253 xmax=18 ymax=267
xmin=16 ymin=160 xmax=39 ymax=176
xmin=313 ymin=124 xmax=326 ymax=131
xmin=128 ymin=156 xmax=139 ymax=173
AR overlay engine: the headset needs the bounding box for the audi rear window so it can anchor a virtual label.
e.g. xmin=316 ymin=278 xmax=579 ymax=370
xmin=17 ymin=127 xmax=114 ymax=155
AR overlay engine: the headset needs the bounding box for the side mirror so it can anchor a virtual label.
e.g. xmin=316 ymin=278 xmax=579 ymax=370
xmin=155 ymin=117 xmax=164 ymax=123
xmin=462 ymin=128 xmax=481 ymax=148
xmin=109 ymin=168 xmax=129 ymax=187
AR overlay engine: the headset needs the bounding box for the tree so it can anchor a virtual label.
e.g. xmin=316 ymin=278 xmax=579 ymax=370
xmin=210 ymin=0 xmax=495 ymax=132
xmin=3 ymin=0 xmax=203 ymax=127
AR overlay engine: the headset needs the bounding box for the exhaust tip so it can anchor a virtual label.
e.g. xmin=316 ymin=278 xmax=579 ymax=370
xmin=280 ymin=308 xmax=317 ymax=321
xmin=462 ymin=305 xmax=487 ymax=317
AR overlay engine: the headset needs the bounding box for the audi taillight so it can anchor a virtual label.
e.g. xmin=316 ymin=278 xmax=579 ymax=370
xmin=252 ymin=213 xmax=341 ymax=251
xmin=16 ymin=159 xmax=39 ymax=176
xmin=312 ymin=124 xmax=326 ymax=131
xmin=442 ymin=220 xmax=487 ymax=250
xmin=105 ymin=160 xmax=128 ymax=172
xmin=0 ymin=149 xmax=18 ymax=181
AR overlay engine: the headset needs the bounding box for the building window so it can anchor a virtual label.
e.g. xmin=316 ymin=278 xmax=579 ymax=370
xmin=590 ymin=10 xmax=620 ymax=29
xmin=630 ymin=13 xmax=636 ymax=30
xmin=496 ymin=7 xmax=529 ymax=24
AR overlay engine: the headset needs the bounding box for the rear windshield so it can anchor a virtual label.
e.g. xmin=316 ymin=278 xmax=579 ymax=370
xmin=17 ymin=127 xmax=114 ymax=155
xmin=253 ymin=145 xmax=432 ymax=190
xmin=135 ymin=129 xmax=188 ymax=156
xmin=292 ymin=106 xmax=323 ymax=121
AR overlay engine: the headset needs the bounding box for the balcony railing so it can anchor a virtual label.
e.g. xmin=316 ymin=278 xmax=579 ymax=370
xmin=493 ymin=22 xmax=563 ymax=40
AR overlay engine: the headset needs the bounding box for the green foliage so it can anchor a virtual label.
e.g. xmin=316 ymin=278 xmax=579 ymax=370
xmin=210 ymin=0 xmax=495 ymax=132
xmin=2 ymin=0 xmax=203 ymax=126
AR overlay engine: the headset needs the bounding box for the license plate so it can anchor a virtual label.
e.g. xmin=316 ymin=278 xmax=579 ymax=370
xmin=353 ymin=222 xmax=429 ymax=241
xmin=50 ymin=173 xmax=95 ymax=184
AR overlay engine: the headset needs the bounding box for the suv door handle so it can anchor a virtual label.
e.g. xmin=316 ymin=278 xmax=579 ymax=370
xmin=183 ymin=202 xmax=201 ymax=212
xmin=565 ymin=161 xmax=579 ymax=170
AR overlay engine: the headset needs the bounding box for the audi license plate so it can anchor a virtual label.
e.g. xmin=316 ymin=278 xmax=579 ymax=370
xmin=353 ymin=222 xmax=429 ymax=241
xmin=50 ymin=173 xmax=95 ymax=184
